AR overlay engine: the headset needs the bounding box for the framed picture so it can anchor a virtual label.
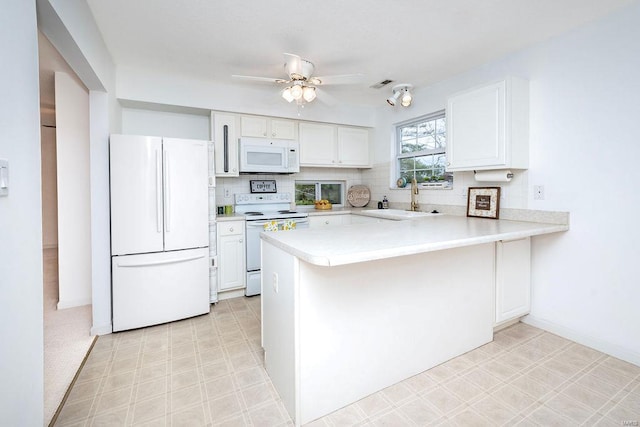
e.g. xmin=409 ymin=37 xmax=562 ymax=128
xmin=467 ymin=187 xmax=501 ymax=219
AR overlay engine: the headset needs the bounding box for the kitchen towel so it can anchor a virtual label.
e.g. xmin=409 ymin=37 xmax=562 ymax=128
xmin=474 ymin=170 xmax=513 ymax=182
xmin=263 ymin=220 xmax=296 ymax=231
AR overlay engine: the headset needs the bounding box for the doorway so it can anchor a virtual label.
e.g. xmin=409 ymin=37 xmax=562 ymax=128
xmin=38 ymin=31 xmax=95 ymax=425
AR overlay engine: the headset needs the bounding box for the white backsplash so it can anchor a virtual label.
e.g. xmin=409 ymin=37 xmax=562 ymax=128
xmin=362 ymin=162 xmax=529 ymax=210
xmin=214 ymin=163 xmax=529 ymax=212
xmin=215 ymin=167 xmax=365 ymax=209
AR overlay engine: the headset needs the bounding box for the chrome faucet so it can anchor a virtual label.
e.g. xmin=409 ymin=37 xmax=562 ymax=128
xmin=410 ymin=178 xmax=419 ymax=211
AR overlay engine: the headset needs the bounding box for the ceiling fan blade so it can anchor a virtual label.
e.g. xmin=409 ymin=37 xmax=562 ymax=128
xmin=232 ymin=75 xmax=289 ymax=84
xmin=310 ymin=73 xmax=364 ymax=85
xmin=313 ymin=87 xmax=340 ymax=107
xmin=283 ymin=53 xmax=303 ymax=79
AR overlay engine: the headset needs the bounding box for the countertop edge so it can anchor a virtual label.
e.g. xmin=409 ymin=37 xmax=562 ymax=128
xmin=261 ymin=219 xmax=568 ymax=267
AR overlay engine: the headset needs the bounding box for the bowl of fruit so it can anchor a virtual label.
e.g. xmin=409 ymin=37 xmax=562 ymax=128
xmin=314 ymin=199 xmax=332 ymax=210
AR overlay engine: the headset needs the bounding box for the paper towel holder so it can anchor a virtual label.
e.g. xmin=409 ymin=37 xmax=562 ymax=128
xmin=474 ymin=170 xmax=514 ymax=182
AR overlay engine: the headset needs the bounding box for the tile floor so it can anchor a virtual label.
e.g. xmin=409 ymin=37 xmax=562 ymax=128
xmin=55 ymin=296 xmax=640 ymax=426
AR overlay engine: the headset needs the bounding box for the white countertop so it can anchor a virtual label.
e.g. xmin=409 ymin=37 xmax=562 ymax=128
xmin=261 ymin=215 xmax=568 ymax=267
xmin=216 ymin=213 xmax=246 ymax=222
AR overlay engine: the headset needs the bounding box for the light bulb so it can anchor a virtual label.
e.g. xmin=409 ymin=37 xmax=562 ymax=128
xmin=282 ymin=87 xmax=294 ymax=102
xmin=302 ymin=86 xmax=316 ymax=102
xmin=401 ymin=90 xmax=412 ymax=107
xmin=290 ymin=84 xmax=303 ymax=100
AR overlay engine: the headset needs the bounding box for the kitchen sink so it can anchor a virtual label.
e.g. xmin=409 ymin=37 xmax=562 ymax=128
xmin=359 ymin=209 xmax=441 ymax=220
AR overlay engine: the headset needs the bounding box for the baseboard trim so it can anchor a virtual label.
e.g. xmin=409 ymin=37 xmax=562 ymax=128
xmin=91 ymin=323 xmax=112 ymax=336
xmin=523 ymin=315 xmax=640 ymax=366
xmin=57 ymin=299 xmax=91 ymax=310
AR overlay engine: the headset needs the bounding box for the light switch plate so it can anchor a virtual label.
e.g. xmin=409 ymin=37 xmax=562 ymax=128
xmin=0 ymin=159 xmax=8 ymax=197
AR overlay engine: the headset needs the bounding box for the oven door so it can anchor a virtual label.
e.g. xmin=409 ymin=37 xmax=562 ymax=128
xmin=245 ymin=217 xmax=309 ymax=271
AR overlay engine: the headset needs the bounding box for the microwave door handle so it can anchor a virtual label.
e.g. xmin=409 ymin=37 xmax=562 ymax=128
xmin=223 ymin=125 xmax=229 ymax=173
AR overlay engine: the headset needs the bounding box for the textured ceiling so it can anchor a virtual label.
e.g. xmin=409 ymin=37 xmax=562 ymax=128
xmin=86 ymin=0 xmax=633 ymax=106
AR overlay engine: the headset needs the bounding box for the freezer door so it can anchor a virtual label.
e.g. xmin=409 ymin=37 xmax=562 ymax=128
xmin=112 ymin=248 xmax=210 ymax=332
xmin=163 ymin=138 xmax=209 ymax=251
xmin=110 ymin=135 xmax=164 ymax=255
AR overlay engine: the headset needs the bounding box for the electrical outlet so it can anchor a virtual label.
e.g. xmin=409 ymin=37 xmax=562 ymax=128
xmin=534 ymin=185 xmax=545 ymax=200
xmin=224 ymin=188 xmax=230 ymax=198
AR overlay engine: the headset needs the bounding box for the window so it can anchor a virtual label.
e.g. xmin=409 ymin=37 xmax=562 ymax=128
xmin=295 ymin=181 xmax=345 ymax=207
xmin=396 ymin=111 xmax=451 ymax=185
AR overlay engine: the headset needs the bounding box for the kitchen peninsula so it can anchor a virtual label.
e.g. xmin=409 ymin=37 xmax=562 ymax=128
xmin=260 ymin=214 xmax=568 ymax=425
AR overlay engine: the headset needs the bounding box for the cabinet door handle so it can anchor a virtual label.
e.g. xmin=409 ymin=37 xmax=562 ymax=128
xmin=239 ymin=239 xmax=243 ymax=243
xmin=223 ymin=125 xmax=229 ymax=173
xmin=325 ymin=220 xmax=330 ymax=224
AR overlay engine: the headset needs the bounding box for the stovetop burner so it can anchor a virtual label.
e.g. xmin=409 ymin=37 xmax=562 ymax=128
xmin=234 ymin=192 xmax=308 ymax=220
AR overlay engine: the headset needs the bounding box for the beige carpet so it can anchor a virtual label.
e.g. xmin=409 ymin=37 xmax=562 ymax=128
xmin=43 ymin=248 xmax=95 ymax=426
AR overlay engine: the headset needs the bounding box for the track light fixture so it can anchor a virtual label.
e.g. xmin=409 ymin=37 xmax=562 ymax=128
xmin=387 ymin=84 xmax=414 ymax=107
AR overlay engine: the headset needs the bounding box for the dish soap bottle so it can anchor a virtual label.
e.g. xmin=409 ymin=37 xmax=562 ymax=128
xmin=382 ymin=196 xmax=389 ymax=209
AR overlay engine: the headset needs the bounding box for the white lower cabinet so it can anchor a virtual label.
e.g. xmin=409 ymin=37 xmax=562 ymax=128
xmin=495 ymin=237 xmax=531 ymax=326
xmin=217 ymin=220 xmax=246 ymax=292
xmin=309 ymin=214 xmax=350 ymax=228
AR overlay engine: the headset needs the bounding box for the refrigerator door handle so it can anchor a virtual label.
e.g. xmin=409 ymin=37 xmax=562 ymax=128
xmin=164 ymin=150 xmax=171 ymax=232
xmin=115 ymin=254 xmax=206 ymax=268
xmin=156 ymin=149 xmax=163 ymax=233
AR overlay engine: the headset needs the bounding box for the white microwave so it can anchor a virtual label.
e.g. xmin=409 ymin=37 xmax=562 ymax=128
xmin=239 ymin=137 xmax=300 ymax=174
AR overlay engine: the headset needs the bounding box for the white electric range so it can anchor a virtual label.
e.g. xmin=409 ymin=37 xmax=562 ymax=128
xmin=234 ymin=193 xmax=309 ymax=296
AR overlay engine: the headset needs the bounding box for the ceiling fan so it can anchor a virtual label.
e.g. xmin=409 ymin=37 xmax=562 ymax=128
xmin=232 ymin=53 xmax=362 ymax=104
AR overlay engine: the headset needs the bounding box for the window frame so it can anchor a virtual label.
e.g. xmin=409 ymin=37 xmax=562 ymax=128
xmin=395 ymin=110 xmax=449 ymax=186
xmin=294 ymin=180 xmax=346 ymax=208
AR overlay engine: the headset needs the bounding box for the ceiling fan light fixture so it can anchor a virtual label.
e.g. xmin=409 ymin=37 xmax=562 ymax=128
xmin=282 ymin=87 xmax=294 ymax=102
xmin=290 ymin=84 xmax=303 ymax=100
xmin=302 ymin=86 xmax=317 ymax=102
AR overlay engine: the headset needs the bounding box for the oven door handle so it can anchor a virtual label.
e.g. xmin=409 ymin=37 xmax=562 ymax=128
xmin=246 ymin=220 xmax=277 ymax=227
xmin=246 ymin=218 xmax=309 ymax=227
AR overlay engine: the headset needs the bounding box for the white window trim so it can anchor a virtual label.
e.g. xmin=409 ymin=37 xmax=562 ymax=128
xmin=295 ymin=180 xmax=346 ymax=209
xmin=393 ymin=110 xmax=450 ymax=190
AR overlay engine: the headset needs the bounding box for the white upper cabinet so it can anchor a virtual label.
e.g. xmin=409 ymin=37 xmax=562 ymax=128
xmin=299 ymin=122 xmax=337 ymax=165
xmin=212 ymin=112 xmax=239 ymax=177
xmin=241 ymin=115 xmax=297 ymax=140
xmin=299 ymin=122 xmax=370 ymax=168
xmin=446 ymin=77 xmax=529 ymax=171
xmin=337 ymin=127 xmax=370 ymax=167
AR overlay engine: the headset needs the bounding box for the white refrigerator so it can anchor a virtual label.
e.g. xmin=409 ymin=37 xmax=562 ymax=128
xmin=110 ymin=134 xmax=210 ymax=332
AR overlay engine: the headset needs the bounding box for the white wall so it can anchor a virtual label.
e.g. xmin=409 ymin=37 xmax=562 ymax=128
xmin=121 ymin=107 xmax=211 ymax=140
xmin=116 ymin=66 xmax=376 ymax=128
xmin=55 ymin=71 xmax=92 ymax=308
xmin=369 ymin=2 xmax=640 ymax=363
xmin=41 ymin=125 xmax=58 ymax=248
xmin=0 ymin=1 xmax=44 ymax=424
